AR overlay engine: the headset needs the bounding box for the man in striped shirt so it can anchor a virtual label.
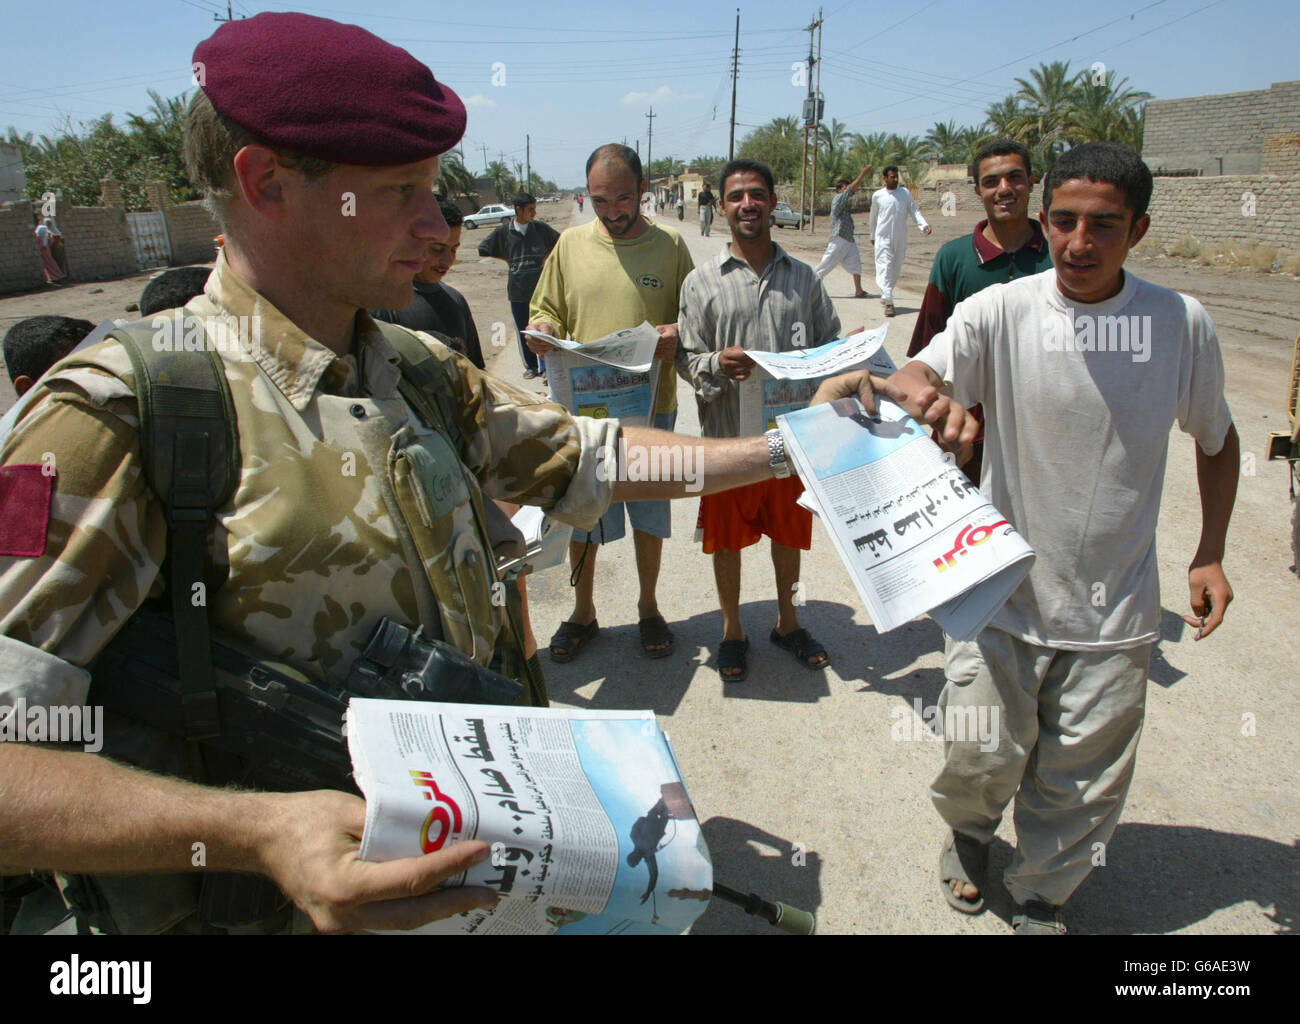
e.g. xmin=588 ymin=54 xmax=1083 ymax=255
xmin=813 ymin=163 xmax=873 ymax=298
xmin=678 ymin=158 xmax=841 ymax=682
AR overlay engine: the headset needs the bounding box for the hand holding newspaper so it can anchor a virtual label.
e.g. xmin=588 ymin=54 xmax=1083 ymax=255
xmin=738 ymin=325 xmax=895 ymax=436
xmin=522 ymin=321 xmax=661 ymax=427
xmin=347 ymin=698 xmax=713 ymax=934
xmin=778 ymin=397 xmax=1034 ymax=640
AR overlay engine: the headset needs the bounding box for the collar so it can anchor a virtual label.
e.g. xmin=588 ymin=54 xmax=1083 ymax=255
xmin=511 ymin=219 xmax=528 ymax=234
xmin=717 ymin=240 xmax=789 ymax=275
xmin=972 ymin=217 xmax=1047 ymax=265
xmin=201 ymin=249 xmax=402 ymax=409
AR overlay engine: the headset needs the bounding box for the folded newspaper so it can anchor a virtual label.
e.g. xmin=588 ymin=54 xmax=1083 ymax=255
xmin=738 ymin=325 xmax=896 ymax=436
xmin=778 ymin=397 xmax=1034 ymax=640
xmin=496 ymin=505 xmax=572 ymax=576
xmin=347 ymin=698 xmax=713 ymax=934
xmin=522 ymin=322 xmax=661 ymax=427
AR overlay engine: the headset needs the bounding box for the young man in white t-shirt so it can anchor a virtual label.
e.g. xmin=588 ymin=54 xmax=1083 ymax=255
xmin=820 ymin=142 xmax=1239 ymax=933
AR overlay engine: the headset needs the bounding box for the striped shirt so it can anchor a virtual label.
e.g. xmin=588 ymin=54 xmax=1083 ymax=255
xmin=829 ymin=187 xmax=856 ymax=242
xmin=677 ymin=242 xmax=841 ymax=438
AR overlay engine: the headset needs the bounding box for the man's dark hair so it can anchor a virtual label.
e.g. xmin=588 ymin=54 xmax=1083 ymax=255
xmin=719 ymin=158 xmax=775 ymax=197
xmin=3 ymin=315 xmax=94 ymax=384
xmin=512 ymin=192 xmax=535 ymax=208
xmin=969 ymin=138 xmax=1033 ymax=183
xmin=439 ymin=199 xmax=463 ymax=227
xmin=139 ymin=266 xmax=213 ymax=317
xmin=1043 ymin=141 xmax=1153 ymax=221
xmin=835 ymin=178 xmax=851 ymax=189
xmin=883 ymin=165 xmax=899 ymax=177
xmin=584 ymin=143 xmax=642 ymax=188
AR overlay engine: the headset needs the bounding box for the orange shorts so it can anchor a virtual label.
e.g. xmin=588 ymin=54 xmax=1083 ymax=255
xmin=697 ymin=476 xmax=813 ymax=554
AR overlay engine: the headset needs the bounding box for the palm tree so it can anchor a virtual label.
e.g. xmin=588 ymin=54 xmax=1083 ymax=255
xmin=437 ymin=153 xmax=479 ymax=203
xmin=1070 ymin=69 xmax=1152 ymax=149
xmin=1013 ymin=60 xmax=1078 ymax=172
xmin=924 ymin=120 xmax=970 ymax=164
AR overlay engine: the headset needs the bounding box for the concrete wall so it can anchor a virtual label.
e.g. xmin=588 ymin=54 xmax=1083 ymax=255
xmin=55 ymin=204 xmax=136 ymax=281
xmin=0 ymin=202 xmax=44 ymax=293
xmin=0 ymin=145 xmax=26 ymax=203
xmin=163 ymin=201 xmax=219 ymax=266
xmin=1144 ymin=79 xmax=1300 ymax=176
xmin=1145 ymin=174 xmax=1300 ymax=251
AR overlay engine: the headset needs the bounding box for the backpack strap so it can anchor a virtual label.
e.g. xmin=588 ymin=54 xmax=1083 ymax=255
xmin=111 ymin=324 xmax=239 ymax=740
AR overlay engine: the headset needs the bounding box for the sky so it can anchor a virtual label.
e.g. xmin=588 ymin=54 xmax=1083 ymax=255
xmin=2 ymin=0 xmax=1297 ymax=188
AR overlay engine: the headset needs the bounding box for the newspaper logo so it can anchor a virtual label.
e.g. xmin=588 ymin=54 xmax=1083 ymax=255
xmin=933 ymin=519 xmax=1009 ymax=572
xmin=411 ymin=769 xmax=463 ymax=853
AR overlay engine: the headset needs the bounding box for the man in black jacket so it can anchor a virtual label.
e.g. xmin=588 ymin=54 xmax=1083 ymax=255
xmin=478 ymin=192 xmax=559 ymax=378
xmin=373 ymin=200 xmax=485 ymax=368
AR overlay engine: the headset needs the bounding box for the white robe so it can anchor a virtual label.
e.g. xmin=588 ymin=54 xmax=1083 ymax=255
xmin=868 ymin=186 xmax=928 ymax=300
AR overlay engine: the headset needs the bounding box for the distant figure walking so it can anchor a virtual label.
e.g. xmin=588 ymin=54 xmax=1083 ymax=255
xmin=34 ymin=218 xmax=65 ymax=284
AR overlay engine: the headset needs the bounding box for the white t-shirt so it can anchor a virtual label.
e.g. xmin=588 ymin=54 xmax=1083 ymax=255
xmin=915 ymin=268 xmax=1233 ymax=650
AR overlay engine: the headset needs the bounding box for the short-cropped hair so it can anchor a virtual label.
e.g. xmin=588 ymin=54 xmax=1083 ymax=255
xmin=3 ymin=315 xmax=94 ymax=384
xmin=1043 ymin=141 xmax=1153 ymax=221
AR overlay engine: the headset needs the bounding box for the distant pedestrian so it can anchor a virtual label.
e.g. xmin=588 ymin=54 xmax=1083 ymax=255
xmin=698 ymin=182 xmax=716 ymax=236
xmin=812 ymin=164 xmax=872 ymax=298
xmin=868 ymin=165 xmax=931 ymax=316
xmin=676 ymin=195 xmax=684 ymax=221
xmin=34 ymin=218 xmax=65 ymax=284
xmin=477 ymin=192 xmax=559 ymax=378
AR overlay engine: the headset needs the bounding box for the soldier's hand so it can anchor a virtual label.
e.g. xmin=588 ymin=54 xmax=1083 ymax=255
xmin=719 ymin=346 xmax=755 ymax=380
xmin=259 ymin=789 xmax=498 ymax=933
xmin=524 ymin=322 xmax=558 ymax=354
xmin=654 ymin=322 xmax=679 ymax=361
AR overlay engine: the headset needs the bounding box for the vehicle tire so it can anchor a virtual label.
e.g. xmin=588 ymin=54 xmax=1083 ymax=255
xmin=464 ymin=220 xmax=477 ymax=229
xmin=501 ymin=216 xmax=511 ymax=225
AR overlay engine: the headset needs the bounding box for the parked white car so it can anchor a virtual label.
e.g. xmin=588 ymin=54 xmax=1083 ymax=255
xmin=770 ymin=202 xmax=809 ymax=229
xmin=463 ymin=204 xmax=514 ymax=229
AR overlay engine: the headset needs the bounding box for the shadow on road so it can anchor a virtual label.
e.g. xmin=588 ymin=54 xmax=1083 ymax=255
xmin=975 ymin=824 xmax=1295 ymax=934
xmin=691 ymin=816 xmax=823 ymax=935
xmin=542 ymin=598 xmax=951 ymax=713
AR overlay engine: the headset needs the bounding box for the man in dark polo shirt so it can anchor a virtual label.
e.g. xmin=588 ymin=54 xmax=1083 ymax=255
xmin=478 ymin=192 xmax=560 ymax=379
xmin=374 ymin=199 xmax=485 ymax=369
xmin=907 ymin=139 xmax=1053 ymax=481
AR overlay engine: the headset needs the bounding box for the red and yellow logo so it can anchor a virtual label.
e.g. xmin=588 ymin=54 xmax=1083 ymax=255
xmin=410 ymin=769 xmax=463 ymax=853
xmin=933 ymin=519 xmax=1009 ymax=572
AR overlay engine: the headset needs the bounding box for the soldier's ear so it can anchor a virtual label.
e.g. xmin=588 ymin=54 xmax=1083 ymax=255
xmin=231 ymin=144 xmax=289 ymax=219
xmin=13 ymin=374 xmax=32 ymax=396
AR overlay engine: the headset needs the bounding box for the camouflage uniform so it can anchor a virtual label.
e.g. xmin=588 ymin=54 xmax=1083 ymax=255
xmin=0 ymin=252 xmax=619 ymax=932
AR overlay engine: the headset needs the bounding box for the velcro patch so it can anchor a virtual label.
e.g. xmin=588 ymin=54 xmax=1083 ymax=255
xmin=0 ymin=465 xmax=55 ymax=557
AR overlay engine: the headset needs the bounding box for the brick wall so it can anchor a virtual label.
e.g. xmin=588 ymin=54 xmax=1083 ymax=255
xmin=0 ymin=202 xmax=44 ymax=293
xmin=56 ymin=205 xmax=136 ymax=280
xmin=1145 ymin=174 xmax=1300 ymax=250
xmin=1144 ymin=79 xmax=1300 ymax=176
xmin=164 ymin=201 xmax=219 ymax=265
xmin=1263 ymin=132 xmax=1300 ymax=177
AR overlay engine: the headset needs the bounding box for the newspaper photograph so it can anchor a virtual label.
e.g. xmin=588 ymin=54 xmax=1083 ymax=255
xmin=738 ymin=326 xmax=895 ymax=436
xmin=778 ymin=398 xmax=1034 ymax=640
xmin=523 ymin=323 xmax=662 ymax=428
xmin=346 ymin=698 xmax=713 ymax=935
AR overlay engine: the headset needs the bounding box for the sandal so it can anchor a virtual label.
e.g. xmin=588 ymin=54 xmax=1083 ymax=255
xmin=769 ymin=627 xmax=829 ymax=670
xmin=638 ymin=615 xmax=675 ymax=659
xmin=717 ymin=637 xmax=749 ymax=682
xmin=939 ymin=831 xmax=989 ymax=915
xmin=1012 ymin=899 xmax=1066 ymax=935
xmin=548 ymin=619 xmax=598 ymax=663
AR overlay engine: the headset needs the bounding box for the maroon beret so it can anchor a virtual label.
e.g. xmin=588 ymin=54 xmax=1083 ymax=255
xmin=193 ymin=12 xmax=465 ymax=166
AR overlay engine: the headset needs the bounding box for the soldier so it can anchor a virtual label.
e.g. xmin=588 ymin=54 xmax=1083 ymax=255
xmin=0 ymin=13 xmax=806 ymax=935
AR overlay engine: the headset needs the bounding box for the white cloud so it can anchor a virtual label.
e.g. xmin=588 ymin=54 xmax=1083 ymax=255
xmin=463 ymin=94 xmax=498 ymax=112
xmin=621 ymin=85 xmax=699 ymax=106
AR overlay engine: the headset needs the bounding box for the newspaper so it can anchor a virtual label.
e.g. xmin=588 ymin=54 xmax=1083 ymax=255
xmin=737 ymin=326 xmax=895 ymax=436
xmin=347 ymin=698 xmax=713 ymax=934
xmin=523 ymin=322 xmax=661 ymax=427
xmin=778 ymin=397 xmax=1034 ymax=640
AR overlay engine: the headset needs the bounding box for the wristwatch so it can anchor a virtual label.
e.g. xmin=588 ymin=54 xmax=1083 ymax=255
xmin=765 ymin=428 xmax=791 ymax=479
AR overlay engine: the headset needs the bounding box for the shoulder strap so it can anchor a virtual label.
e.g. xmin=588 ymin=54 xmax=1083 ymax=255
xmin=110 ymin=322 xmax=240 ymax=740
xmin=373 ymin=321 xmax=464 ymax=454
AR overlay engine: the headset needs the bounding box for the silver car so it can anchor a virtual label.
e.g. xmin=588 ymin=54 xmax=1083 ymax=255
xmin=770 ymin=202 xmax=809 ymax=229
xmin=463 ymin=204 xmax=514 ymax=229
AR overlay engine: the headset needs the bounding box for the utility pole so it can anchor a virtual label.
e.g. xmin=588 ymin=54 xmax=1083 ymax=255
xmin=525 ymin=134 xmax=531 ymax=194
xmin=798 ymin=13 xmax=818 ymax=234
xmin=645 ymin=106 xmax=655 ymax=187
xmin=728 ymin=9 xmax=740 ymax=159
xmin=479 ymin=144 xmax=489 ymax=173
xmin=810 ymin=7 xmax=823 ymax=233
xmin=213 ymin=1 xmax=239 ymax=21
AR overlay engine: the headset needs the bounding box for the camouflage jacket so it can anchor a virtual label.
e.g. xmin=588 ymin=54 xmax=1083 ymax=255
xmin=0 ymin=252 xmax=618 ymax=931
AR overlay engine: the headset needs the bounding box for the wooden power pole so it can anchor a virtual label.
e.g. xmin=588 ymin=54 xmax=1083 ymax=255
xmin=728 ymin=9 xmax=740 ymax=160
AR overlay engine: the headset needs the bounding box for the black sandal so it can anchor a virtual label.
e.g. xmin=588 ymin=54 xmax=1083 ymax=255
xmin=769 ymin=627 xmax=829 ymax=670
xmin=548 ymin=619 xmax=598 ymax=663
xmin=718 ymin=637 xmax=749 ymax=682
